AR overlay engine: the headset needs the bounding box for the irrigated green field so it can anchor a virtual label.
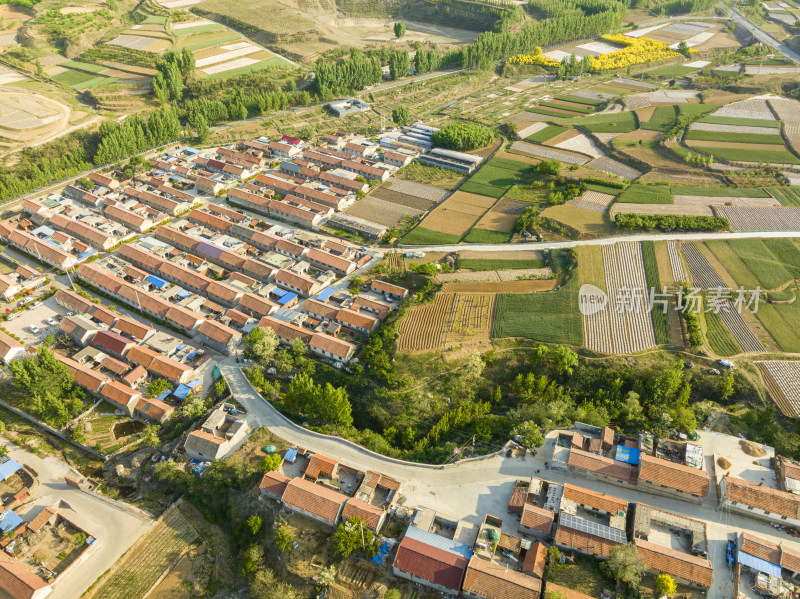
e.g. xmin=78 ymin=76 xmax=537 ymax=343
xmin=703 ymin=308 xmax=741 ymax=356
xmin=641 ymin=241 xmax=669 ymax=345
xmin=460 ymin=258 xmax=545 ymax=271
xmin=616 ymin=184 xmax=672 ymax=204
xmin=402 ymin=227 xmax=462 ymax=245
xmin=564 ymin=111 xmax=637 ymax=133
xmin=462 ymin=228 xmax=512 ymax=243
xmin=527 ymin=124 xmax=568 ymax=143
xmin=460 ymin=157 xmax=533 ymax=199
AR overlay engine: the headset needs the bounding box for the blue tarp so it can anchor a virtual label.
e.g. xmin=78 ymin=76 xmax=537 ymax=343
xmin=615 ymin=445 xmax=641 ymax=465
xmin=372 ymin=541 xmax=391 ymax=566
xmin=187 ymin=350 xmax=197 ymax=359
xmin=157 ymin=389 xmax=172 ymax=401
xmin=176 ymin=343 xmax=185 ymax=350
xmin=284 ymin=447 xmax=298 ymax=463
xmin=175 ymin=289 xmax=192 ymax=299
xmin=277 ymin=292 xmax=298 ymax=305
xmin=0 ymin=459 xmax=22 ymax=482
xmin=186 ymin=379 xmax=203 ymax=388
xmin=146 ymin=275 xmax=168 ymax=289
xmin=173 ymin=384 xmax=192 ymax=400
xmin=738 ymin=550 xmax=781 ymax=577
xmin=271 ymin=288 xmax=287 ymax=298
xmin=315 ymin=287 xmax=336 ymax=302
xmin=0 ymin=509 xmax=23 ymax=533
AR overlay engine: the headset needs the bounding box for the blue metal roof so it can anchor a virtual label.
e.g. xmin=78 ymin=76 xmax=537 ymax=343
xmin=0 ymin=509 xmax=22 ymax=533
xmin=738 ymin=550 xmax=781 ymax=577
xmin=146 ymin=275 xmax=168 ymax=289
xmin=0 ymin=459 xmax=22 ymax=482
xmin=157 ymin=389 xmax=172 ymax=401
xmin=278 ymin=292 xmax=298 ymax=305
xmin=175 ymin=289 xmax=192 ymax=299
xmin=404 ymin=526 xmax=473 ymax=560
xmin=615 ymin=445 xmax=641 ymax=465
xmin=284 ymin=447 xmax=298 ymax=463
xmin=173 ymin=384 xmax=192 ymax=400
xmin=315 ymin=287 xmax=336 ymax=301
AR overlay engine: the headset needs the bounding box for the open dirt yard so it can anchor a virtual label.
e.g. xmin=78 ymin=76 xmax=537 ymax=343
xmin=472 ymin=197 xmax=528 ymax=233
xmin=419 ymin=191 xmax=496 ymax=236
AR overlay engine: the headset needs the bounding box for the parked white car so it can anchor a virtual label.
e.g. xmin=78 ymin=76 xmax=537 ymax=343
xmin=29 ymin=325 xmax=40 ymax=334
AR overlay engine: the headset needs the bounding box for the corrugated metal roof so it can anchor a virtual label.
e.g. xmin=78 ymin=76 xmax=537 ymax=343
xmin=404 ymin=526 xmax=474 ymax=560
xmin=0 ymin=460 xmax=22 ymax=482
xmin=738 ymin=550 xmax=781 ymax=578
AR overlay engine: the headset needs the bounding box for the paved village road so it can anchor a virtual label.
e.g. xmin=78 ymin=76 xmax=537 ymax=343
xmin=726 ymin=5 xmax=800 ymax=64
xmin=0 ymin=439 xmax=152 ymax=599
xmin=222 ymin=363 xmax=800 ymax=599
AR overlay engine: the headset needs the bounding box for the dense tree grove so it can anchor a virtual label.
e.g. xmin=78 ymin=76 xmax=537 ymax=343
xmin=389 ymin=50 xmax=411 ymax=80
xmin=431 ymin=121 xmax=495 ymax=151
xmin=414 ymin=48 xmax=443 ymax=73
xmin=615 ymin=213 xmax=730 ymax=231
xmin=93 ymin=107 xmax=182 ymax=164
xmin=314 ymin=49 xmax=382 ymax=99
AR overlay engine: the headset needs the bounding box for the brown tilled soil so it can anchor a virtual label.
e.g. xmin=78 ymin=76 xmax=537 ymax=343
xmin=441 ymin=280 xmax=557 ymax=293
xmin=545 ymin=128 xmax=580 ymax=147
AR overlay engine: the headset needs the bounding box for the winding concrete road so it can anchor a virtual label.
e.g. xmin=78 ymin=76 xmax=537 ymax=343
xmin=726 ymin=5 xmax=800 ymax=64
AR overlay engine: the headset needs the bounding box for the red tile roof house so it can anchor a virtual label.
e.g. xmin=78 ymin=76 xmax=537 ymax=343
xmin=0 ymin=550 xmax=51 ymax=599
xmin=134 ymin=397 xmax=174 ymax=423
xmin=0 ymin=329 xmax=24 ymax=365
xmin=392 ymin=526 xmax=472 ymax=596
xmin=518 ymin=504 xmax=555 ymax=539
xmin=90 ymin=329 xmax=137 ymax=359
xmin=126 ymin=346 xmax=195 ymax=385
xmin=100 ymin=380 xmax=142 ymax=416
xmin=259 ymin=471 xmax=291 ymax=499
xmin=461 ymin=555 xmax=542 ymax=599
xmin=370 ymin=279 xmax=408 ymax=300
xmin=341 ymin=498 xmax=386 ymax=533
xmin=634 ymin=539 xmax=713 ymax=589
xmin=636 ymin=453 xmax=710 ymax=503
xmin=196 ymin=320 xmax=242 ymax=356
xmin=280 ymin=477 xmax=348 ymax=528
xmin=718 ymin=474 xmax=800 ymax=527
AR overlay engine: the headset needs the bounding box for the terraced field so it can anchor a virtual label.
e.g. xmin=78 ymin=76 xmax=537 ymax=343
xmin=756 ymin=360 xmax=800 ymax=417
xmin=683 ymin=243 xmax=726 ymax=289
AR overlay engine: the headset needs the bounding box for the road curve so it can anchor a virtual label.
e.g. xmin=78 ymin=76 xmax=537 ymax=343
xmin=726 ymin=5 xmax=800 ymax=64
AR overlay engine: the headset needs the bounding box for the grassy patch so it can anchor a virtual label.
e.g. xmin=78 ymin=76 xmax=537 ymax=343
xmin=547 ymin=554 xmax=612 ymax=596
xmin=460 ymin=157 xmax=533 ymax=199
xmin=402 ymin=226 xmax=462 ymax=245
xmin=641 ymin=240 xmax=670 ymax=345
xmin=755 ymin=301 xmax=800 ymax=352
xmin=616 ymin=184 xmax=672 ymax=204
xmin=699 ymin=115 xmax=779 ymax=128
xmin=175 ymin=34 xmax=241 ymax=52
xmin=51 ymin=68 xmax=98 ymax=86
xmin=528 ymin=106 xmax=574 ymax=118
xmin=726 ymin=239 xmax=793 ymax=290
xmin=585 ymin=182 xmax=624 ymax=195
xmin=767 ymin=187 xmax=800 ymax=207
xmin=677 ymin=104 xmax=719 ymax=117
xmin=639 ymin=105 xmax=677 ymax=131
xmin=462 ymin=228 xmax=512 ymax=243
xmin=762 ymin=239 xmax=800 ymax=278
xmin=172 ymin=23 xmax=226 ymax=36
xmin=566 ymin=111 xmax=638 ymax=133
xmin=670 ymin=186 xmax=770 ymax=198
xmin=703 ymin=308 xmax=741 ymax=356
xmin=685 ymin=130 xmax=786 ymax=145
xmin=398 ymin=162 xmax=464 ymax=189
xmin=540 ymin=100 xmax=594 ymax=114
xmin=206 ymin=57 xmax=293 ymax=79
xmin=690 ymin=146 xmax=800 ymax=164
xmin=460 ymin=258 xmax=545 ymax=270
xmin=526 ymin=124 xmax=568 ymax=143
xmin=555 ymin=94 xmax=605 ymax=106
xmin=493 ymin=274 xmax=582 ymax=344
xmin=705 ymin=240 xmax=759 ymax=289
xmin=61 ymin=60 xmax=107 ymax=73
xmin=647 ymin=64 xmax=697 ymax=77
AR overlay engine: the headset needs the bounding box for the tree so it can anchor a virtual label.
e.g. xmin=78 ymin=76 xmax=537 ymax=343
xmin=245 ymin=514 xmax=262 ymax=536
xmin=654 ymin=573 xmax=677 ymax=596
xmin=195 ymin=114 xmax=210 ymax=143
xmin=240 ymin=543 xmax=264 ymax=575
xmin=260 ymin=453 xmax=281 ymax=472
xmin=551 ymin=345 xmax=578 ymax=377
xmin=604 ymin=543 xmax=647 ymax=589
xmin=464 ymin=351 xmax=485 ymax=379
xmin=331 ymin=517 xmax=375 ymax=557
xmin=432 ymin=122 xmax=495 ymax=151
xmin=677 ymin=40 xmax=691 ymax=57
xmin=250 ymin=568 xmax=300 ymax=599
xmin=274 ymin=526 xmax=294 ymax=552
xmin=318 ymin=565 xmax=336 ymax=587
xmin=0 ymin=445 xmax=6 ymax=459
xmin=141 ymin=424 xmax=161 ymax=448
xmin=180 ymin=47 xmax=195 ymax=77
xmin=394 ymin=21 xmax=406 ymax=38
xmin=244 ymin=327 xmax=279 ymax=365
xmin=545 ymin=592 xmax=568 ymax=599
xmin=290 ymin=337 xmax=307 ymax=360
xmin=147 ymin=378 xmax=172 ymax=398
xmin=385 ymin=591 xmax=402 ymax=599
xmin=720 ymin=372 xmax=735 ymax=401
xmin=389 ymin=50 xmax=411 ymax=80
xmin=392 ymin=106 xmax=411 ymax=126
xmin=179 ymin=395 xmax=206 ymax=420
xmin=513 ymin=421 xmax=544 ymax=447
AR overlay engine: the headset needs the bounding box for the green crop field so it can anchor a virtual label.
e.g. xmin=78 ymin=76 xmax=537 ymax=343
xmin=540 ymin=101 xmax=594 ymax=114
xmin=51 ymin=69 xmax=98 ymax=86
xmin=677 ymin=104 xmax=719 ymax=117
xmin=172 ymin=24 xmax=227 ymax=36
xmin=691 ymin=146 xmax=800 ymax=165
xmin=528 ymin=106 xmax=575 ymax=118
xmin=460 ymin=157 xmax=533 ymax=199
xmin=685 ymin=130 xmax=786 ymax=145
xmin=402 ymin=227 xmax=461 ymax=245
xmin=639 ymin=105 xmax=677 ymax=131
xmin=555 ymin=95 xmax=604 ymax=106
xmin=698 ymin=115 xmax=779 ymax=128
xmin=526 ymin=124 xmax=568 ymax=143
xmin=705 ymin=240 xmax=759 ymax=289
xmin=492 ymin=275 xmax=582 ymax=344
xmin=725 ymin=239 xmax=793 ymax=290
xmin=175 ymin=34 xmax=241 ymax=52
xmin=566 ymin=111 xmax=638 ymax=133
xmin=762 ymin=239 xmax=800 ymax=278
xmin=703 ymin=308 xmax=741 ymax=356
xmin=207 ymin=57 xmax=293 ymax=79
xmin=754 ymin=301 xmax=800 ymax=352
xmin=585 ymin=182 xmax=624 ymax=196
xmin=647 ymin=65 xmax=697 ymax=77
xmin=616 ymin=184 xmax=672 ymax=204
xmin=641 ymin=241 xmax=670 ymax=344
xmin=462 ymin=228 xmax=512 ymax=243
xmin=61 ymin=60 xmax=107 ymax=73
xmin=460 ymin=258 xmax=545 ymax=271
xmin=670 ymin=186 xmax=770 ymax=198
xmin=767 ymin=187 xmax=800 ymax=207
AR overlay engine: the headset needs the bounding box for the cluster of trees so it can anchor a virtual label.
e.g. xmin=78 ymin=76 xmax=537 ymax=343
xmin=615 ymin=213 xmax=730 ymax=231
xmin=388 ymin=50 xmax=411 ymax=80
xmin=555 ymin=53 xmax=592 ymax=79
xmin=431 ymin=121 xmax=495 ymax=151
xmin=8 ymin=346 xmax=85 ymax=428
xmin=93 ymin=107 xmax=182 ymax=165
xmin=414 ymin=48 xmax=443 ymax=73
xmin=661 ymin=0 xmax=715 ymax=15
xmin=391 ymin=105 xmax=411 ymax=125
xmin=684 ymin=151 xmax=713 ymax=167
xmin=314 ymin=49 xmax=382 ymax=99
xmin=282 ymin=373 xmax=353 ymax=429
xmin=152 ymin=49 xmax=195 ymax=105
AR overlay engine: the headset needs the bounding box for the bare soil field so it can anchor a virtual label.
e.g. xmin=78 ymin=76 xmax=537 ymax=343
xmin=372 ymin=187 xmax=437 ymax=212
xmin=441 ymin=280 xmax=558 ymax=293
xmin=397 ymin=293 xmax=453 ymax=353
xmin=473 ymin=197 xmax=528 ymax=233
xmin=459 ymin=249 xmax=542 ymax=260
xmin=543 ymin=203 xmax=613 ymax=236
xmin=444 ymin=293 xmax=496 ymax=347
xmin=610 ymin=203 xmax=714 ymax=218
xmin=419 ymin=191 xmax=496 ymax=236
xmin=437 ymin=268 xmax=551 ymax=282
